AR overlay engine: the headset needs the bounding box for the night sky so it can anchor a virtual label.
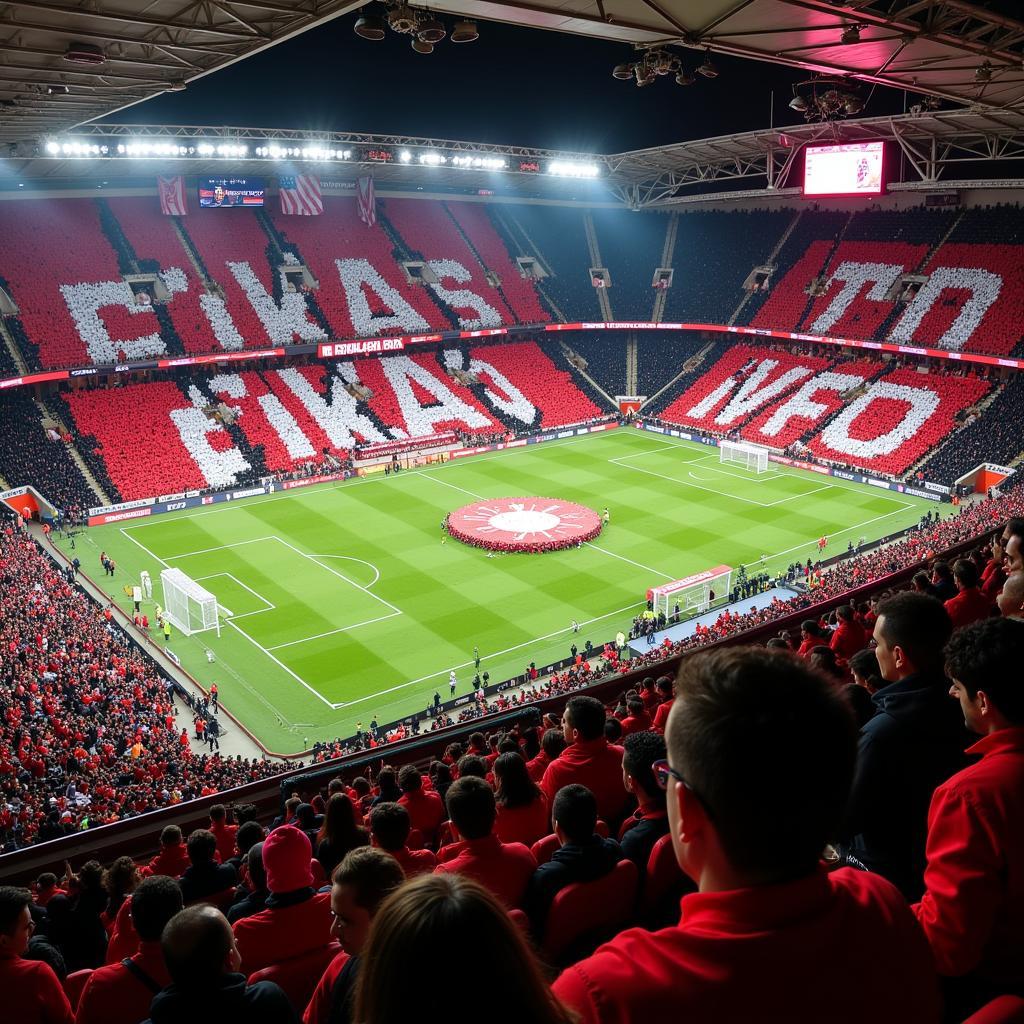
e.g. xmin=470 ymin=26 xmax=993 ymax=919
xmin=97 ymin=14 xmax=913 ymax=154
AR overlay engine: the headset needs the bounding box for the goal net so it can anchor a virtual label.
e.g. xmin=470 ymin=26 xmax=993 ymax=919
xmin=647 ymin=564 xmax=733 ymax=620
xmin=160 ymin=568 xmax=221 ymax=637
xmin=720 ymin=439 xmax=770 ymax=473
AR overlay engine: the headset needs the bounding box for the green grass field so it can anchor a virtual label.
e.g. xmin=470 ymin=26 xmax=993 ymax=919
xmin=61 ymin=428 xmax=937 ymax=753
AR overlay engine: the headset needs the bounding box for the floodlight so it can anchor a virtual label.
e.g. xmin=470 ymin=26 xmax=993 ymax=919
xmin=450 ymin=19 xmax=479 ymax=42
xmin=612 ymin=62 xmax=634 ymax=80
xmin=354 ymin=14 xmax=387 ymax=40
xmin=418 ymin=17 xmax=446 ymax=43
xmin=841 ymin=25 xmax=860 ymax=45
xmin=696 ymin=51 xmax=717 ymax=78
xmin=45 ymin=140 xmax=59 ymax=154
xmin=399 ymin=150 xmax=412 ymax=162
xmin=411 ymin=38 xmax=434 ymax=53
xmin=63 ymin=43 xmax=105 ymax=66
xmin=675 ymin=68 xmax=696 ymax=86
xmin=789 ymin=94 xmax=809 ymax=112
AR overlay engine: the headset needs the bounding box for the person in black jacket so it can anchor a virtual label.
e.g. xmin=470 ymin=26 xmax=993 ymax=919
xmin=227 ymin=843 xmax=268 ymax=925
xmin=524 ymin=784 xmax=622 ymax=934
xmin=179 ymin=830 xmax=237 ymax=905
xmin=839 ymin=592 xmax=968 ymax=899
xmin=618 ymin=730 xmax=670 ymax=874
xmin=145 ymin=905 xmax=296 ymax=1024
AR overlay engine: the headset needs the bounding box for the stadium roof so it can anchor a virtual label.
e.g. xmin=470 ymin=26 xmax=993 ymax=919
xmin=2 ymin=1 xmax=1024 ymax=148
xmin=12 ymin=106 xmax=1024 ymax=207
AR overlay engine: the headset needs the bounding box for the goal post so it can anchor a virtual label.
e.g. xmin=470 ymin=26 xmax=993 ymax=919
xmin=719 ymin=439 xmax=770 ymax=474
xmin=647 ymin=564 xmax=733 ymax=620
xmin=160 ymin=568 xmax=221 ymax=637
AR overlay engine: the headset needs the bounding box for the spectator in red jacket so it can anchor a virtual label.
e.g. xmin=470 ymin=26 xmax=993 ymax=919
xmin=232 ymin=825 xmax=332 ymax=976
xmin=526 ymin=728 xmax=565 ymax=783
xmin=651 ymin=677 xmax=675 ymax=733
xmin=997 ymin=571 xmax=1024 ymax=619
xmin=141 ymin=826 xmax=190 ymax=879
xmin=944 ymin=559 xmax=993 ymax=629
xmin=434 ymin=776 xmax=536 ymax=908
xmin=369 ymin=803 xmax=436 ymax=877
xmin=913 ymin=618 xmax=1024 ymax=1018
xmin=553 ymin=647 xmax=941 ymax=1024
xmin=541 ymin=696 xmax=628 ymax=827
xmin=0 ymin=885 xmax=74 ymax=1024
xmin=619 ymin=697 xmax=652 ymax=737
xmin=796 ymin=619 xmax=828 ymax=657
xmin=397 ymin=764 xmax=445 ymax=846
xmin=33 ymin=874 xmax=66 ymax=908
xmin=76 ymin=875 xmax=182 ymax=1024
xmin=353 ymin=874 xmax=574 ymax=1024
xmin=209 ymin=805 xmax=238 ymax=865
xmin=494 ymin=752 xmax=550 ymax=847
xmin=829 ymin=604 xmax=867 ymax=663
xmin=618 ymin=730 xmax=670 ymax=874
xmin=303 ymin=847 xmax=404 ymax=1024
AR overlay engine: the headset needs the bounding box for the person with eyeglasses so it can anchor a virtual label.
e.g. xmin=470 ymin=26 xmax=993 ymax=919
xmin=552 ymin=646 xmax=941 ymax=1024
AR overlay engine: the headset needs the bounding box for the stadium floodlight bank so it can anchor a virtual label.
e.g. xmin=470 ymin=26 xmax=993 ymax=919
xmin=648 ymin=564 xmax=733 ymax=619
xmin=720 ymin=440 xmax=770 ymax=473
xmin=160 ymin=568 xmax=221 ymax=637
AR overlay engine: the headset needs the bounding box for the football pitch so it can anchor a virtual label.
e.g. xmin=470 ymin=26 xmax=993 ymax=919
xmin=66 ymin=428 xmax=937 ymax=753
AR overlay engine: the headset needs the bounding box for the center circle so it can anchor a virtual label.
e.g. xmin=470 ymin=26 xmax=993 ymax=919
xmin=488 ymin=509 xmax=560 ymax=533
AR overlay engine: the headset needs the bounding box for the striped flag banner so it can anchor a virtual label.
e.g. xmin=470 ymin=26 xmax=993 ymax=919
xmin=357 ymin=175 xmax=376 ymax=226
xmin=157 ymin=175 xmax=187 ymax=216
xmin=278 ymin=174 xmax=323 ymax=216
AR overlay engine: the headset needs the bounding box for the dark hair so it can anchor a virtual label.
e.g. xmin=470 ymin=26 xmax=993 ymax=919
xmin=235 ymin=820 xmax=265 ymax=856
xmin=376 ymin=768 xmax=401 ymax=801
xmin=36 ymin=873 xmax=58 ymax=890
xmin=130 ymin=876 xmax=184 ymax=942
xmin=842 ymin=683 xmax=877 ymax=729
xmin=765 ymin=637 xmax=789 ymax=650
xmin=161 ymin=906 xmax=233 ymax=988
xmin=246 ymin=842 xmax=266 ymax=890
xmin=801 ymin=619 xmax=823 ymax=637
xmin=24 ymin=936 xmax=66 ymax=980
xmin=493 ymin=752 xmax=541 ymax=810
xmin=875 ymin=592 xmax=952 ymax=673
xmin=623 ymin=730 xmax=667 ymax=799
xmin=667 ymin=647 xmax=857 ymax=883
xmin=446 ymin=776 xmax=496 ymax=841
xmin=209 ymin=804 xmax=227 ymax=823
xmin=848 ymin=648 xmax=883 ymax=693
xmin=0 ymin=886 xmax=31 ymax=934
xmin=354 ymin=874 xmax=574 ymax=1024
xmin=1004 ymin=517 xmax=1024 ymax=542
xmin=186 ymin=829 xmax=218 ymax=865
xmin=369 ymin=802 xmax=411 ymax=852
xmin=944 ymin=617 xmax=1024 ymax=723
xmin=604 ymin=717 xmax=623 ymax=743
xmin=398 ymin=765 xmax=422 ymax=793
xmin=953 ymin=558 xmax=979 ymax=588
xmin=332 ymin=847 xmax=404 ymax=912
xmin=160 ymin=825 xmax=183 ymax=847
xmin=836 ymin=604 xmax=854 ymax=623
xmin=809 ymin=645 xmax=842 ymax=678
xmin=552 ymin=784 xmax=597 ymax=845
xmin=564 ymin=695 xmax=606 ymax=741
xmin=456 ymin=754 xmax=488 ymax=779
xmin=655 ymin=676 xmax=673 ymax=696
xmin=540 ymin=728 xmax=566 ymax=759
xmin=932 ymin=560 xmax=953 ymax=582
xmin=317 ymin=793 xmax=367 ymax=852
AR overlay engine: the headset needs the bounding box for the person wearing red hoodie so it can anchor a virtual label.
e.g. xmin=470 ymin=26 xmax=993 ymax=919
xmin=944 ymin=559 xmax=993 ymax=630
xmin=434 ymin=776 xmax=536 ymax=909
xmin=140 ymin=825 xmax=191 ymax=879
xmin=541 ymin=696 xmax=627 ymax=827
xmin=829 ymin=604 xmax=867 ymax=663
xmin=553 ymin=647 xmax=941 ymax=1024
xmin=652 ymin=678 xmax=675 ymax=733
xmin=232 ymin=825 xmax=332 ymax=976
xmin=912 ymin=618 xmax=1024 ymax=1019
xmin=619 ymin=697 xmax=652 ymax=737
xmin=526 ymin=728 xmax=565 ymax=783
xmin=368 ymin=803 xmax=437 ymax=877
xmin=209 ymin=805 xmax=239 ymax=864
xmin=396 ymin=765 xmax=445 ymax=847
xmin=76 ymin=876 xmax=182 ymax=1024
xmin=303 ymin=848 xmax=405 ymax=1024
xmin=0 ymin=885 xmax=73 ymax=1024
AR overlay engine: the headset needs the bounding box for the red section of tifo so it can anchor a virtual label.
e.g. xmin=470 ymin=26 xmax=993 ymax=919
xmin=446 ymin=497 xmax=603 ymax=553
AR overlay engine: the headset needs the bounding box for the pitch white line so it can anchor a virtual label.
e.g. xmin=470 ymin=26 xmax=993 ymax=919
xmin=194 ymin=572 xmax=276 ymax=611
xmin=412 ymin=472 xmax=486 ymax=501
xmin=266 ymin=610 xmax=402 ymax=651
xmin=164 ymin=537 xmax=276 ymax=560
xmin=226 ymin=618 xmax=337 ymax=709
xmin=312 ymin=555 xmax=381 ymax=588
xmin=582 ymin=542 xmax=675 ymax=580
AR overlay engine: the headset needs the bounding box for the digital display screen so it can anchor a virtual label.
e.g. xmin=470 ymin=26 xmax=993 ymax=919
xmin=803 ymin=141 xmax=884 ymax=197
xmin=365 ymin=149 xmax=394 ymax=162
xmin=198 ymin=177 xmax=265 ymax=207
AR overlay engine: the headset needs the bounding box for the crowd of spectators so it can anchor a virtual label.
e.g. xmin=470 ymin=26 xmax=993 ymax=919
xmin=0 ymin=515 xmax=296 ymax=852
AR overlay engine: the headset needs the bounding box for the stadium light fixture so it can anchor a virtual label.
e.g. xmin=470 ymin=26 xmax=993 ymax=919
xmin=399 ymin=150 xmax=412 ymax=162
xmin=548 ymin=160 xmax=600 ymax=178
xmin=419 ymin=151 xmax=446 ymax=165
xmin=417 ymin=16 xmax=446 ymax=43
xmin=450 ymin=19 xmax=479 ymax=42
xmin=411 ymin=38 xmax=434 ymax=53
xmin=354 ymin=13 xmax=387 ymax=40
xmin=841 ymin=24 xmax=861 ymax=45
xmin=612 ymin=62 xmax=635 ymax=80
xmin=45 ymin=140 xmax=60 ymax=154
xmin=675 ymin=68 xmax=696 ymax=86
xmin=696 ymin=50 xmax=718 ymax=78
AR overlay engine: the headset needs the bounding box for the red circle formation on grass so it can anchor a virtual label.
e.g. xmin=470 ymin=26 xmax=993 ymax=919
xmin=446 ymin=497 xmax=603 ymax=553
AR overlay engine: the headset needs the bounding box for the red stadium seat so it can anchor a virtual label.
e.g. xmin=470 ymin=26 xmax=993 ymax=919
xmin=530 ymin=833 xmax=560 ymax=866
xmin=507 ymin=908 xmax=530 ymax=936
xmin=960 ymin=995 xmax=1024 ymax=1024
xmin=541 ymin=859 xmax=639 ymax=965
xmin=248 ymin=941 xmax=342 ymax=1012
xmin=63 ymin=968 xmax=93 ymax=1010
